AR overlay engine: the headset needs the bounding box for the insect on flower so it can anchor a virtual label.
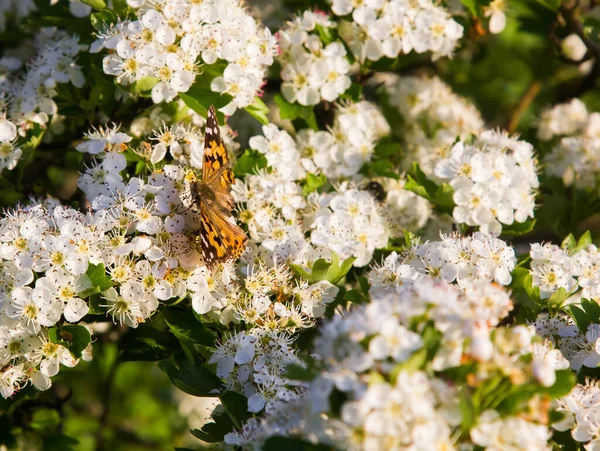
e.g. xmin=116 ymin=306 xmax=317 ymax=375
xmin=190 ymin=105 xmax=248 ymax=269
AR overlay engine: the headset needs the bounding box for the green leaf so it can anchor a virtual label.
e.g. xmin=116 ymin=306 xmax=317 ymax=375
xmin=567 ymin=305 xmax=593 ymax=333
xmin=129 ymin=76 xmax=158 ymax=94
xmin=233 ymin=149 xmax=268 ymax=178
xmin=284 ymin=363 xmax=317 ymax=382
xmin=373 ymin=140 xmax=402 ymax=160
xmin=30 ymin=409 xmax=61 ymax=430
xmin=459 ymin=388 xmax=476 ymax=433
xmin=289 ymin=264 xmax=311 ymax=280
xmin=79 ymin=263 xmax=113 ymax=298
xmin=220 ymin=391 xmax=251 ymax=429
xmin=119 ymin=324 xmax=178 ymax=362
xmin=190 ymin=410 xmax=235 ymax=443
xmin=460 ymin=0 xmax=478 ymax=16
xmin=581 ymin=298 xmax=600 ymax=323
xmin=274 ymin=94 xmax=318 ymax=131
xmin=389 ymin=348 xmax=427 ymax=380
xmin=244 ymin=96 xmax=270 ymax=125
xmin=501 ymin=219 xmax=537 ymax=237
xmin=561 ymin=233 xmax=577 ymax=252
xmin=299 ymin=252 xmax=355 ymax=285
xmin=158 ymin=357 xmax=223 ymax=397
xmin=543 ymin=370 xmax=577 ymax=398
xmin=404 ymin=163 xmax=455 ymax=214
xmin=48 ymin=325 xmax=91 ymax=359
xmin=341 ymin=83 xmax=363 ymax=102
xmin=361 ymin=159 xmax=400 ymax=180
xmin=81 ymin=0 xmax=107 ymax=10
xmin=344 ymin=289 xmax=368 ymax=305
xmin=111 ymin=0 xmax=130 ymax=15
xmin=547 ymin=287 xmax=569 ymax=309
xmin=178 ymin=63 xmax=233 ymax=123
xmin=576 ymin=231 xmax=593 ymax=252
xmin=303 ymin=173 xmax=327 ymax=194
xmin=164 ymin=308 xmax=216 ymax=349
xmin=314 ymin=24 xmax=336 ymax=45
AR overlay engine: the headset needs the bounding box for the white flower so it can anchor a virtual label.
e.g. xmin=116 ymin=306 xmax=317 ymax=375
xmin=8 ymin=286 xmax=61 ymax=331
xmin=484 ymin=0 xmax=507 ymax=34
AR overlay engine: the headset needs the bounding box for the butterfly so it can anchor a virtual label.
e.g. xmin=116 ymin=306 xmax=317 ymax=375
xmin=190 ymin=105 xmax=248 ymax=269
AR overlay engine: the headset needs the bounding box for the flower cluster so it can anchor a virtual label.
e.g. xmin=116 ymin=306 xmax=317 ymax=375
xmin=1 ymin=29 xmax=85 ymax=133
xmin=528 ymin=240 xmax=600 ymax=301
xmin=76 ymin=120 xmax=340 ymax=331
xmin=378 ymin=177 xmax=433 ymax=237
xmin=226 ymin=282 xmax=563 ymax=450
xmin=532 ymin=313 xmax=597 ymax=372
xmin=381 ymin=73 xmax=484 ymax=174
xmin=209 ymin=329 xmax=305 ymax=414
xmin=554 ymin=379 xmax=600 ymax=448
xmin=538 ymin=99 xmax=600 ymax=189
xmin=369 ymin=232 xmax=517 ymax=296
xmin=92 ymin=0 xmax=276 ymax=113
xmin=310 ymin=184 xmax=390 ymax=267
xmin=0 ymin=202 xmax=96 ymax=397
xmin=278 ymin=10 xmax=351 ymax=105
xmin=434 ymin=130 xmax=539 ymax=234
xmin=234 ymin=101 xmax=391 ymax=269
xmin=332 ymin=0 xmax=464 ymax=62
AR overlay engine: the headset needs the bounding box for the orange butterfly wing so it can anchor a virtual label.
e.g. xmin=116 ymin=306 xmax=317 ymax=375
xmin=199 ymin=106 xmax=247 ymax=269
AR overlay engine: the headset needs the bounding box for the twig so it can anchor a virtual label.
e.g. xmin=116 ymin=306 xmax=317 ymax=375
xmin=507 ymin=81 xmax=541 ymax=133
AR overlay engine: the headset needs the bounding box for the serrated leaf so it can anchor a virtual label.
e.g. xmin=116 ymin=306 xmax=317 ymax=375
xmin=244 ymin=96 xmax=270 ymax=124
xmin=190 ymin=410 xmax=234 ymax=443
xmin=581 ymin=299 xmax=600 ymax=324
xmin=220 ymin=391 xmax=251 ymax=429
xmin=502 ymin=218 xmax=537 ymax=237
xmin=119 ymin=324 xmax=178 ymax=362
xmin=159 ymin=357 xmax=223 ymax=397
xmin=79 ymin=263 xmax=112 ymax=298
xmin=164 ymin=308 xmax=216 ymax=349
xmin=274 ymin=94 xmax=318 ymax=130
xmin=179 ymin=66 xmax=232 ymax=123
xmin=404 ymin=163 xmax=453 ymax=213
xmin=567 ymin=305 xmax=593 ymax=333
xmin=233 ymin=149 xmax=268 ymax=178
xmin=48 ymin=325 xmax=91 ymax=359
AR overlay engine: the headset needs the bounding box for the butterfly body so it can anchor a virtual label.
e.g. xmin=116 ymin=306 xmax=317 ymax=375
xmin=191 ymin=105 xmax=248 ymax=269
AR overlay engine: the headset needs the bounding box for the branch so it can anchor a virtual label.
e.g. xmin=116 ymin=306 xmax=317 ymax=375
xmin=507 ymin=81 xmax=541 ymax=133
